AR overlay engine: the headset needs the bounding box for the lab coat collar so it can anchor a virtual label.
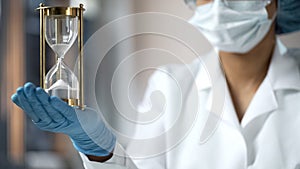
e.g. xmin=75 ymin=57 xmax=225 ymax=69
xmin=204 ymin=78 xmax=279 ymax=129
xmin=197 ymin=38 xmax=300 ymax=129
xmin=267 ymin=39 xmax=300 ymax=91
xmin=234 ymin=38 xmax=300 ymax=128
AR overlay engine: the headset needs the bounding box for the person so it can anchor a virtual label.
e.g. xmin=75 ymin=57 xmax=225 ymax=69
xmin=11 ymin=0 xmax=300 ymax=168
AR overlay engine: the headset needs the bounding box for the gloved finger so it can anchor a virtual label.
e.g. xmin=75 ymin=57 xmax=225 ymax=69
xmin=50 ymin=96 xmax=76 ymax=121
xmin=16 ymin=87 xmax=40 ymax=122
xmin=23 ymin=82 xmax=52 ymax=124
xmin=11 ymin=93 xmax=23 ymax=109
xmin=35 ymin=87 xmax=66 ymax=123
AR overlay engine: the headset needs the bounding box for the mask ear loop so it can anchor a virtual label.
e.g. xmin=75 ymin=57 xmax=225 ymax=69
xmin=268 ymin=0 xmax=277 ymax=24
xmin=270 ymin=11 xmax=277 ymax=22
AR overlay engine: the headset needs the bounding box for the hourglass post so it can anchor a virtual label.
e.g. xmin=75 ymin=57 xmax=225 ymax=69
xmin=78 ymin=4 xmax=84 ymax=108
xmin=37 ymin=4 xmax=85 ymax=109
xmin=39 ymin=3 xmax=46 ymax=89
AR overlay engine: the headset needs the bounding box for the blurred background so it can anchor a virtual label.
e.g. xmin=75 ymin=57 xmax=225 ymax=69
xmin=1 ymin=0 xmax=300 ymax=169
xmin=0 ymin=0 xmax=194 ymax=168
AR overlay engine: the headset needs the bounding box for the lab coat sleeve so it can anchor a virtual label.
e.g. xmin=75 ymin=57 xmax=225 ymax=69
xmin=79 ymin=142 xmax=138 ymax=169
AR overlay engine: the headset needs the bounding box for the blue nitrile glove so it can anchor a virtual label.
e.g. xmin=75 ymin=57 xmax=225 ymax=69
xmin=11 ymin=82 xmax=116 ymax=157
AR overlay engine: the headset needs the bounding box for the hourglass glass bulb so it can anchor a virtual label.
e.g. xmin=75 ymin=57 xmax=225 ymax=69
xmin=45 ymin=15 xmax=78 ymax=58
xmin=45 ymin=58 xmax=80 ymax=105
xmin=44 ymin=15 xmax=80 ymax=105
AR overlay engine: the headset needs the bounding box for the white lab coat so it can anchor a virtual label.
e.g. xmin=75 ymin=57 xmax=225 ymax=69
xmin=79 ymin=38 xmax=300 ymax=169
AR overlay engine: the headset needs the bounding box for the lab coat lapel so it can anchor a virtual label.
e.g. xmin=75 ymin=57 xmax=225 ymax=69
xmin=197 ymin=49 xmax=242 ymax=130
xmin=197 ymin=50 xmax=234 ymax=142
xmin=209 ymin=70 xmax=279 ymax=130
xmin=241 ymin=38 xmax=300 ymax=128
xmin=204 ymin=77 xmax=241 ymax=130
xmin=223 ymin=84 xmax=241 ymax=129
xmin=240 ymin=78 xmax=278 ymax=128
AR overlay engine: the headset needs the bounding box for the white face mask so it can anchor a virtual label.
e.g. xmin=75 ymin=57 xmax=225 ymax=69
xmin=189 ymin=0 xmax=276 ymax=53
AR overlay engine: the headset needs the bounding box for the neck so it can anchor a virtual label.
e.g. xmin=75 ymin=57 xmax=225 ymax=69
xmin=219 ymin=26 xmax=276 ymax=121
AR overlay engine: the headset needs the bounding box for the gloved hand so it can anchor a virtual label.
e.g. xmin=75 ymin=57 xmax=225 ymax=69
xmin=11 ymin=82 xmax=116 ymax=157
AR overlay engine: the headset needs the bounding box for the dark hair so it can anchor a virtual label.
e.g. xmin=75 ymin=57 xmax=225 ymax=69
xmin=276 ymin=0 xmax=300 ymax=34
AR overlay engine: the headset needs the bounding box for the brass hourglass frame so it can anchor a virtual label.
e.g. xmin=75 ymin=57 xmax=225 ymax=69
xmin=37 ymin=3 xmax=85 ymax=109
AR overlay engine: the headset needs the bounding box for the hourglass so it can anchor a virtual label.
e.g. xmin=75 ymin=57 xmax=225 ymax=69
xmin=38 ymin=3 xmax=85 ymax=108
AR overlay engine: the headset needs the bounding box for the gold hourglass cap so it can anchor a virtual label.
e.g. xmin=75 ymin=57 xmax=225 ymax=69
xmin=37 ymin=3 xmax=85 ymax=17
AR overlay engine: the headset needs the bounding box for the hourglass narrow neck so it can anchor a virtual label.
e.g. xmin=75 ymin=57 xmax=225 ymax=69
xmin=57 ymin=57 xmax=64 ymax=62
xmin=55 ymin=57 xmax=69 ymax=81
xmin=51 ymin=44 xmax=70 ymax=59
xmin=58 ymin=55 xmax=65 ymax=60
